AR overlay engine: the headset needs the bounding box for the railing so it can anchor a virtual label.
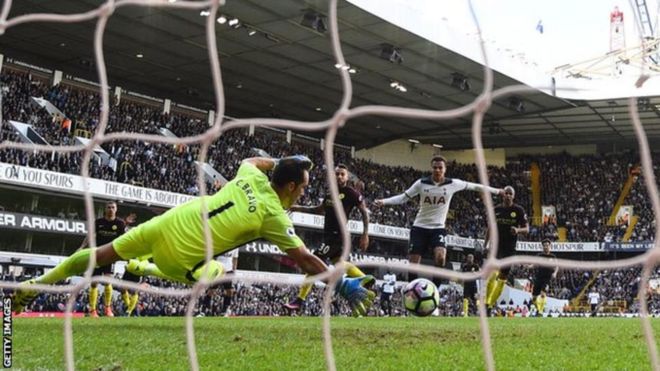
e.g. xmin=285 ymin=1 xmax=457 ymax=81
xmin=73 ymin=128 xmax=91 ymax=139
xmin=608 ymin=169 xmax=638 ymax=226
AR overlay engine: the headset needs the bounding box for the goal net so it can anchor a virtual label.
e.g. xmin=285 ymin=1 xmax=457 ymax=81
xmin=0 ymin=1 xmax=659 ymax=370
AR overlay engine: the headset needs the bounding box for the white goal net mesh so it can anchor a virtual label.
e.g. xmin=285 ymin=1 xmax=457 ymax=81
xmin=0 ymin=1 xmax=659 ymax=370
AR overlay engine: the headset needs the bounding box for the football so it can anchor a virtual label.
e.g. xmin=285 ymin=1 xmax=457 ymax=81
xmin=402 ymin=278 xmax=440 ymax=316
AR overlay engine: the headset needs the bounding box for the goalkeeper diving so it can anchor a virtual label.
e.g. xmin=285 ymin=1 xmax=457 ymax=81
xmin=12 ymin=156 xmax=376 ymax=316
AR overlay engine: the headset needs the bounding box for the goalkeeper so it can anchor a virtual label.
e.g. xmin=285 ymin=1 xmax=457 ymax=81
xmin=13 ymin=156 xmax=375 ymax=316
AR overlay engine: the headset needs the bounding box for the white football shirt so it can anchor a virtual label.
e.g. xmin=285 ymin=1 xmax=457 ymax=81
xmin=382 ymin=177 xmax=499 ymax=229
xmin=217 ymin=248 xmax=239 ymax=273
xmin=382 ymin=273 xmax=396 ymax=294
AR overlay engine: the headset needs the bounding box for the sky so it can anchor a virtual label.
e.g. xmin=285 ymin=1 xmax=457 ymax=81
xmin=348 ymin=0 xmax=660 ymax=98
xmin=466 ymin=0 xmax=659 ymax=71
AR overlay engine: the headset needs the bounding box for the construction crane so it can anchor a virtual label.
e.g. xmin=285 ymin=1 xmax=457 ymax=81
xmin=631 ymin=0 xmax=659 ymax=64
xmin=553 ymin=3 xmax=660 ymax=79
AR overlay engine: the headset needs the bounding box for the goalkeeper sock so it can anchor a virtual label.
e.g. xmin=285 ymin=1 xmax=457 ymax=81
xmin=298 ymin=280 xmax=313 ymax=301
xmin=127 ymin=293 xmax=139 ymax=315
xmin=345 ymin=263 xmax=365 ymax=278
xmin=104 ymin=284 xmax=113 ymax=308
xmin=463 ymin=298 xmax=469 ymax=317
xmin=36 ymin=248 xmax=98 ymax=284
xmin=122 ymin=291 xmax=130 ymax=309
xmin=89 ymin=286 xmax=98 ymax=312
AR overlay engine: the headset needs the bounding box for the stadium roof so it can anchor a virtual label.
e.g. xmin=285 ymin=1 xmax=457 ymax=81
xmin=2 ymin=0 xmax=660 ymax=150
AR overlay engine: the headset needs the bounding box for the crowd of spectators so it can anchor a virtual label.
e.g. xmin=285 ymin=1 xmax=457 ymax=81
xmin=6 ymin=65 xmax=660 ymax=322
xmin=0 ymin=68 xmax=512 ymax=235
xmin=622 ymin=167 xmax=657 ymax=241
xmin=3 ymin=66 xmax=660 ymax=248
xmin=591 ymin=267 xmax=642 ymax=307
xmin=0 ymin=200 xmax=82 ymax=219
xmin=536 ymin=152 xmax=639 ymax=242
xmin=3 ymin=68 xmax=660 ymax=318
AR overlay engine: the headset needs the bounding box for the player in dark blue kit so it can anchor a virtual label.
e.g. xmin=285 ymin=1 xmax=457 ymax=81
xmin=532 ymin=239 xmax=557 ymax=314
xmin=78 ymin=201 xmax=126 ymax=317
xmin=285 ymin=163 xmax=371 ymax=310
xmin=461 ymin=254 xmax=480 ymax=317
xmin=484 ymin=186 xmax=529 ymax=311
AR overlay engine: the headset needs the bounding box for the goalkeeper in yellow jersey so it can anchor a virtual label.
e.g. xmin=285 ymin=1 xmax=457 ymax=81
xmin=13 ymin=156 xmax=375 ymax=316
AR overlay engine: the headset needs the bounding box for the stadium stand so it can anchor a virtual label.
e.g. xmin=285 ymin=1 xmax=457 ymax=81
xmin=4 ymin=61 xmax=660 ymax=318
xmin=3 ymin=65 xmax=660 ymax=246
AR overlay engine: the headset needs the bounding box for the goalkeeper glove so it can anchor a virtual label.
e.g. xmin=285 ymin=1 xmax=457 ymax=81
xmin=337 ymin=275 xmax=376 ymax=317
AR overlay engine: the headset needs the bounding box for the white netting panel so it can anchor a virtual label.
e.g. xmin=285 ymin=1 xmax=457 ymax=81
xmin=0 ymin=0 xmax=659 ymax=370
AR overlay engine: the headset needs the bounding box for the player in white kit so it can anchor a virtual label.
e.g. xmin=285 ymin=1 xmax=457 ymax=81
xmin=374 ymin=156 xmax=504 ymax=285
xmin=380 ymin=271 xmax=396 ymax=316
xmin=216 ymin=249 xmax=239 ymax=316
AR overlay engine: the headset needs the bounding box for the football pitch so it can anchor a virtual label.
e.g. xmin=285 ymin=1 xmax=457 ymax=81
xmin=10 ymin=317 xmax=660 ymax=370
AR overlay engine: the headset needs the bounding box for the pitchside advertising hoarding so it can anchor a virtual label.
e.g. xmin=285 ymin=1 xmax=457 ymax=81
xmin=0 ymin=162 xmax=194 ymax=208
xmin=516 ymin=241 xmax=602 ymax=252
xmin=0 ymin=211 xmax=86 ymax=235
xmin=602 ymin=242 xmax=655 ymax=252
xmin=240 ymin=240 xmax=410 ymax=264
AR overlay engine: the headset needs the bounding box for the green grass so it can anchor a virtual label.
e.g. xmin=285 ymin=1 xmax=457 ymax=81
xmin=10 ymin=317 xmax=660 ymax=370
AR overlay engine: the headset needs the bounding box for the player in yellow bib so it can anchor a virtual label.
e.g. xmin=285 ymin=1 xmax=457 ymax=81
xmin=12 ymin=156 xmax=375 ymax=316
